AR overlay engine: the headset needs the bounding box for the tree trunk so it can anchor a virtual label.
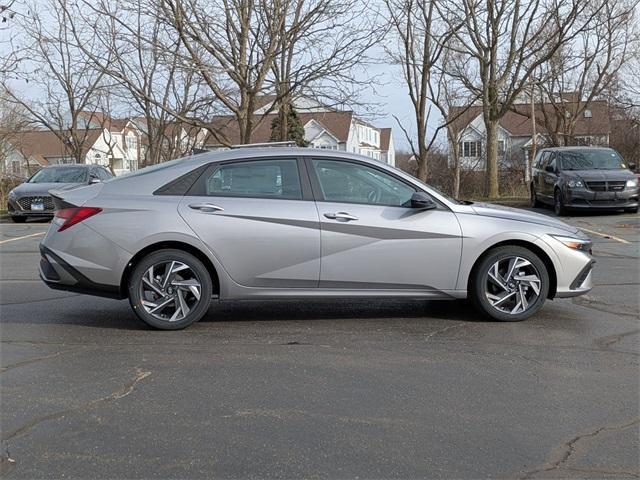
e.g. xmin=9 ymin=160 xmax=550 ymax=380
xmin=449 ymin=136 xmax=460 ymax=199
xmin=484 ymin=119 xmax=499 ymax=199
xmin=279 ymin=101 xmax=289 ymax=142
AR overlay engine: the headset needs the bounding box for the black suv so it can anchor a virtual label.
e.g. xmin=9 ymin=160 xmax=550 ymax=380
xmin=530 ymin=147 xmax=639 ymax=215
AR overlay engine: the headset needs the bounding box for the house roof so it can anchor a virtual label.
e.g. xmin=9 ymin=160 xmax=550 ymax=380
xmin=449 ymin=100 xmax=610 ymax=137
xmin=78 ymin=111 xmax=129 ymax=132
xmin=5 ymin=129 xmax=103 ymax=162
xmin=380 ymin=128 xmax=392 ymax=151
xmin=204 ymin=111 xmax=354 ymax=146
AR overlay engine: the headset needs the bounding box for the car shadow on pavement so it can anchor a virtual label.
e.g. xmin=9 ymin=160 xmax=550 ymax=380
xmin=200 ymin=298 xmax=485 ymax=324
xmin=41 ymin=298 xmax=485 ymax=331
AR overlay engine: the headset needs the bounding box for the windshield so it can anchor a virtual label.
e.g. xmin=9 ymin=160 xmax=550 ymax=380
xmin=29 ymin=167 xmax=88 ymax=183
xmin=560 ymin=150 xmax=627 ymax=170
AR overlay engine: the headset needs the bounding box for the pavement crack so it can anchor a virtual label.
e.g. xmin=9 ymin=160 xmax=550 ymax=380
xmin=0 ymin=346 xmax=86 ymax=373
xmin=0 ymin=368 xmax=151 ymax=443
xmin=520 ymin=417 xmax=640 ymax=479
xmin=424 ymin=322 xmax=468 ymax=341
xmin=573 ymin=295 xmax=639 ymax=319
xmin=594 ymin=329 xmax=640 ymax=352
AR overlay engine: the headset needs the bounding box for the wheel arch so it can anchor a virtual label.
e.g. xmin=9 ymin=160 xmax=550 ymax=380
xmin=121 ymin=241 xmax=220 ymax=297
xmin=467 ymin=239 xmax=557 ymax=299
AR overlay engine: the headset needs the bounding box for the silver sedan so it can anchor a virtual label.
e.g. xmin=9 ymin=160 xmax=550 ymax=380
xmin=39 ymin=148 xmax=594 ymax=329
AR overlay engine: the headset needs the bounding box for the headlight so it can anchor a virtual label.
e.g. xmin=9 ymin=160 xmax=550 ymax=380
xmin=8 ymin=190 xmax=16 ymax=200
xmin=550 ymin=234 xmax=592 ymax=253
xmin=626 ymin=179 xmax=638 ymax=188
xmin=567 ymin=180 xmax=584 ymax=188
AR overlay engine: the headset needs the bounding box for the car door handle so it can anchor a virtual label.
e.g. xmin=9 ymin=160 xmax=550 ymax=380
xmin=324 ymin=212 xmax=358 ymax=221
xmin=189 ymin=203 xmax=224 ymax=213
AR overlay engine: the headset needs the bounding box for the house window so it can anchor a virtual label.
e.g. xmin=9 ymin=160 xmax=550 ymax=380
xmin=584 ymin=109 xmax=592 ymax=118
xmin=111 ymin=158 xmax=124 ymax=170
xmin=460 ymin=141 xmax=482 ymax=158
xmin=498 ymin=140 xmax=505 ymax=156
xmin=126 ymin=135 xmax=138 ymax=150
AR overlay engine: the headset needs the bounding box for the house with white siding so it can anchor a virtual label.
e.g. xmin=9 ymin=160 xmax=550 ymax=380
xmin=449 ymin=99 xmax=611 ymax=178
xmin=204 ymin=96 xmax=396 ymax=166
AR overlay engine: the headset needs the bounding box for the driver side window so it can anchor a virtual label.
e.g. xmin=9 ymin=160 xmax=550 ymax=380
xmin=311 ymin=159 xmax=415 ymax=207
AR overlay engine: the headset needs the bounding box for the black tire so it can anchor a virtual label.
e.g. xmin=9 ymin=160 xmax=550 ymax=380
xmin=554 ymin=189 xmax=567 ymax=216
xmin=469 ymin=245 xmax=550 ymax=322
xmin=11 ymin=216 xmax=27 ymax=223
xmin=128 ymin=249 xmax=213 ymax=330
xmin=624 ymin=206 xmax=638 ymax=214
xmin=530 ymin=185 xmax=542 ymax=208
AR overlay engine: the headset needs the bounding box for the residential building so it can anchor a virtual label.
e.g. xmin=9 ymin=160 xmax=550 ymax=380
xmin=449 ymin=99 xmax=610 ymax=177
xmin=204 ymin=96 xmax=396 ymax=166
xmin=2 ymin=113 xmax=144 ymax=177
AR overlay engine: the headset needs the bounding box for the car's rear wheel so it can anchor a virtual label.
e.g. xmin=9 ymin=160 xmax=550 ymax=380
xmin=470 ymin=246 xmax=550 ymax=322
xmin=554 ymin=189 xmax=567 ymax=216
xmin=530 ymin=185 xmax=542 ymax=208
xmin=128 ymin=249 xmax=212 ymax=330
xmin=11 ymin=216 xmax=27 ymax=223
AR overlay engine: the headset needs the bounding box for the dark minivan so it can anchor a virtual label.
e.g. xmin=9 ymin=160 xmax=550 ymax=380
xmin=530 ymin=147 xmax=638 ymax=215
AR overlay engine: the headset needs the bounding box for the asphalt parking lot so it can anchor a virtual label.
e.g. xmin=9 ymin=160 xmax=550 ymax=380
xmin=1 ymin=209 xmax=638 ymax=479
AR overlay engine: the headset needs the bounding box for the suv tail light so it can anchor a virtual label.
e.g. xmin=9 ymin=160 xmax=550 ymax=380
xmin=55 ymin=207 xmax=102 ymax=232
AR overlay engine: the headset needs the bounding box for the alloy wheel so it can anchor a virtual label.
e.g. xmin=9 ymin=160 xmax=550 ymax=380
xmin=138 ymin=261 xmax=202 ymax=322
xmin=485 ymin=256 xmax=542 ymax=315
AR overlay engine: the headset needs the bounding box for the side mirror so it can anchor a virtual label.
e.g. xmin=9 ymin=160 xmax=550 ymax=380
xmin=629 ymin=162 xmax=637 ymax=171
xmin=545 ymin=165 xmax=555 ymax=173
xmin=89 ymin=176 xmax=101 ymax=184
xmin=410 ymin=191 xmax=437 ymax=210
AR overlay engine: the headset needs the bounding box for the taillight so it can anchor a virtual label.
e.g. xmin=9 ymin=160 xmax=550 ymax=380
xmin=55 ymin=207 xmax=102 ymax=232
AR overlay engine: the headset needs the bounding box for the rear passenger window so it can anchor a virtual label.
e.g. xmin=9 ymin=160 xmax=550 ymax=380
xmin=205 ymin=159 xmax=302 ymax=200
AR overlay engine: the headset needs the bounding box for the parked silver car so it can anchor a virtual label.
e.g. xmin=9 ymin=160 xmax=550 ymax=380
xmin=39 ymin=148 xmax=594 ymax=329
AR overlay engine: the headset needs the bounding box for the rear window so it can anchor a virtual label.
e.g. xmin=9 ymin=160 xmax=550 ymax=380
xmin=204 ymin=159 xmax=302 ymax=200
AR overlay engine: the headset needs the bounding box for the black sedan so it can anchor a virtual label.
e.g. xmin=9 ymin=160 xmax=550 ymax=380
xmin=7 ymin=164 xmax=113 ymax=223
xmin=530 ymin=147 xmax=639 ymax=215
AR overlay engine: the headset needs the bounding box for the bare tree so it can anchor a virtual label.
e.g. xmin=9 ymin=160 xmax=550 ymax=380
xmin=269 ymin=0 xmax=382 ymax=142
xmin=0 ymin=86 xmax=33 ymax=176
xmin=156 ymin=0 xmax=288 ymax=145
xmin=540 ymin=0 xmax=637 ymax=145
xmin=2 ymin=0 xmax=111 ymax=164
xmin=68 ymin=0 xmax=216 ymax=165
xmin=384 ymin=0 xmax=475 ymax=186
xmin=440 ymin=0 xmax=590 ymax=198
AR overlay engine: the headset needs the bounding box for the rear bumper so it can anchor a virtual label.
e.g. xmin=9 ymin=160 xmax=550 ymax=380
xmin=39 ymin=245 xmax=125 ymax=299
xmin=564 ymin=188 xmax=638 ymax=209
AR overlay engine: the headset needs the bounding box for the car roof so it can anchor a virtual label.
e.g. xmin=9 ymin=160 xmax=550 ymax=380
xmin=540 ymin=146 xmax=615 ymax=152
xmin=43 ymin=164 xmax=95 ymax=169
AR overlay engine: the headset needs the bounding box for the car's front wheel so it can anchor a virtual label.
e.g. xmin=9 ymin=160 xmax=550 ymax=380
xmin=530 ymin=185 xmax=542 ymax=208
xmin=128 ymin=249 xmax=213 ymax=330
xmin=554 ymin=189 xmax=567 ymax=216
xmin=470 ymin=246 xmax=550 ymax=322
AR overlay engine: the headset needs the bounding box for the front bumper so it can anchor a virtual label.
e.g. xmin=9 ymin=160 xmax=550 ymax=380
xmin=564 ymin=187 xmax=639 ymax=209
xmin=555 ymin=259 xmax=595 ymax=298
xmin=8 ymin=198 xmax=55 ymax=218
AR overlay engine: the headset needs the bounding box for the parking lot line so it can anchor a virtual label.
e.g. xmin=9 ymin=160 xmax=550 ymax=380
xmin=578 ymin=226 xmax=630 ymax=245
xmin=0 ymin=232 xmax=45 ymax=245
